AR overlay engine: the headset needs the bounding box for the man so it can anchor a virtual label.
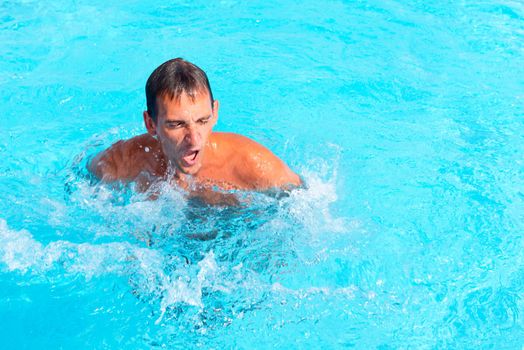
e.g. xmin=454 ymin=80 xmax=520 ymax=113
xmin=88 ymin=58 xmax=301 ymax=199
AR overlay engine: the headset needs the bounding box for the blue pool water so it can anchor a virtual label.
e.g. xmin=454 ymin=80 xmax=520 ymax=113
xmin=1 ymin=0 xmax=523 ymax=348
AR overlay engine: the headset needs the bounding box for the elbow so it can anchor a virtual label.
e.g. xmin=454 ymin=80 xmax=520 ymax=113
xmin=270 ymin=170 xmax=303 ymax=192
xmin=284 ymin=172 xmax=304 ymax=191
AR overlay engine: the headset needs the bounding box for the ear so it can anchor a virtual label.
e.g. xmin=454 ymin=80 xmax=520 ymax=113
xmin=212 ymin=100 xmax=219 ymax=126
xmin=143 ymin=111 xmax=157 ymax=136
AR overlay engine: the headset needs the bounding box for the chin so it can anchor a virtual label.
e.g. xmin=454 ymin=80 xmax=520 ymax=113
xmin=177 ymin=164 xmax=201 ymax=176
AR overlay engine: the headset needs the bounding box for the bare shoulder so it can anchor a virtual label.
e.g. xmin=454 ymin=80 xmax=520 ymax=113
xmin=88 ymin=134 xmax=157 ymax=181
xmin=212 ymin=132 xmax=302 ymax=190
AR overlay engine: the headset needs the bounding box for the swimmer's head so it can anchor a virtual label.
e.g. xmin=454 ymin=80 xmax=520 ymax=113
xmin=145 ymin=58 xmax=214 ymax=122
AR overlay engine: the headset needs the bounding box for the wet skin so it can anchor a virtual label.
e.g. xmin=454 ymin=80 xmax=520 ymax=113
xmin=88 ymin=91 xmax=302 ymax=201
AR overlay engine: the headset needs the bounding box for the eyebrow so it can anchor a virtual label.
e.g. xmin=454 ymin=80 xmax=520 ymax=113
xmin=164 ymin=114 xmax=211 ymax=122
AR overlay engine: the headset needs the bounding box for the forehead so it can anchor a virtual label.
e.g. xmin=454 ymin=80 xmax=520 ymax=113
xmin=156 ymin=91 xmax=212 ymax=117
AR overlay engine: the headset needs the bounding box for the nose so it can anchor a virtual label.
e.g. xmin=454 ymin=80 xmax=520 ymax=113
xmin=185 ymin=124 xmax=200 ymax=146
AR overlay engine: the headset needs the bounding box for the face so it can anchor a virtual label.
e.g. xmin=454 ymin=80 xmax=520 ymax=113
xmin=144 ymin=91 xmax=218 ymax=176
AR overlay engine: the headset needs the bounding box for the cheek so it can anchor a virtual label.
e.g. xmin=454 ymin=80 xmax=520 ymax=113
xmin=203 ymin=125 xmax=214 ymax=137
xmin=159 ymin=132 xmax=182 ymax=150
xmin=162 ymin=129 xmax=182 ymax=142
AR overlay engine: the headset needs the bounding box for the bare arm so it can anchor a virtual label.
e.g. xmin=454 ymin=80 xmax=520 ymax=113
xmin=88 ymin=140 xmax=125 ymax=182
xmin=88 ymin=134 xmax=158 ymax=182
xmin=236 ymin=136 xmax=302 ymax=191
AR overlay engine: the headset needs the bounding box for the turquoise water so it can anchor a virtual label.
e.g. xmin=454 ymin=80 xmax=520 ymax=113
xmin=1 ymin=0 xmax=524 ymax=348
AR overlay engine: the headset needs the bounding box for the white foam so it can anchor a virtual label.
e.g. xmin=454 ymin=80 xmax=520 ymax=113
xmin=0 ymin=219 xmax=236 ymax=321
xmin=0 ymin=219 xmax=162 ymax=278
xmin=66 ymin=180 xmax=187 ymax=238
xmin=0 ymin=220 xmax=44 ymax=273
xmin=155 ymin=250 xmax=234 ymax=324
xmin=273 ymin=168 xmax=352 ymax=237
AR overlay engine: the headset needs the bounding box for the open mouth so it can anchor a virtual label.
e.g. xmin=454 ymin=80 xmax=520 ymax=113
xmin=182 ymin=150 xmax=199 ymax=165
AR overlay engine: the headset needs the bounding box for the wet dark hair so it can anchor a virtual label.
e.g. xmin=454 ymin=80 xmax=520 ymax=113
xmin=145 ymin=58 xmax=214 ymax=122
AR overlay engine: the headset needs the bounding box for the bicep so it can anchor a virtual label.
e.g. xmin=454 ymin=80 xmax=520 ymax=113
xmin=243 ymin=147 xmax=302 ymax=190
xmin=88 ymin=153 xmax=116 ymax=181
xmin=265 ymin=157 xmax=302 ymax=189
xmin=87 ymin=142 xmax=123 ymax=181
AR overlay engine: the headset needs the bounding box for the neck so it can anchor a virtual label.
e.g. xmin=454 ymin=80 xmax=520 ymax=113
xmin=164 ymin=161 xmax=198 ymax=191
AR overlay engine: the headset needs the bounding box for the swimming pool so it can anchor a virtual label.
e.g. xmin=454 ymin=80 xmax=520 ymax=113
xmin=1 ymin=0 xmax=523 ymax=348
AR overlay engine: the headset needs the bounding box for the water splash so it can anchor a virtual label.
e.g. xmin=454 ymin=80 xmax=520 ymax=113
xmin=0 ymin=146 xmax=354 ymax=342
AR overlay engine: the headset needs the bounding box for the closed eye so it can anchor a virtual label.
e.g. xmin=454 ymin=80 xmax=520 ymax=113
xmin=166 ymin=121 xmax=185 ymax=129
xmin=198 ymin=117 xmax=211 ymax=125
